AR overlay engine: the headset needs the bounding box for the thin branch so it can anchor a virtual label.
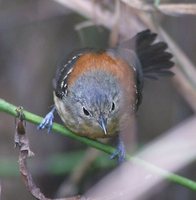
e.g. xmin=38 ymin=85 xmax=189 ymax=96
xmin=120 ymin=0 xmax=196 ymax=16
xmin=18 ymin=145 xmax=81 ymax=200
xmin=1 ymin=98 xmax=196 ymax=191
xmin=53 ymin=0 xmax=143 ymax=36
xmin=157 ymin=4 xmax=196 ymax=16
xmin=158 ymin=28 xmax=196 ymax=111
xmin=55 ymin=0 xmax=196 ymax=16
xmin=0 ymin=98 xmax=114 ymax=154
xmin=54 ymin=0 xmax=113 ymax=28
xmin=15 ymin=106 xmax=81 ymax=200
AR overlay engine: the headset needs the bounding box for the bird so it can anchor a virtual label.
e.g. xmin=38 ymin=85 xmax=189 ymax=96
xmin=38 ymin=29 xmax=174 ymax=162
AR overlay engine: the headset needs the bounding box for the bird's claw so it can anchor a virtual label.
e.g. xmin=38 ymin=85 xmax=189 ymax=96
xmin=37 ymin=107 xmax=55 ymax=133
xmin=110 ymin=139 xmax=126 ymax=163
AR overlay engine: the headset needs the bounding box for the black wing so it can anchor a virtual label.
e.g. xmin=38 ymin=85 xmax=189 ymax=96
xmin=54 ymin=48 xmax=93 ymax=99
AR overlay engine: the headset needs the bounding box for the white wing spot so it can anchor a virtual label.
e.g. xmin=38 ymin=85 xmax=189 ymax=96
xmin=67 ymin=68 xmax=73 ymax=75
xmin=133 ymin=66 xmax=136 ymax=72
xmin=59 ymin=53 xmax=83 ymax=95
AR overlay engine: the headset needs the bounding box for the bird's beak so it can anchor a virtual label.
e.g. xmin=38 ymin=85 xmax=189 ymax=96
xmin=98 ymin=115 xmax=107 ymax=135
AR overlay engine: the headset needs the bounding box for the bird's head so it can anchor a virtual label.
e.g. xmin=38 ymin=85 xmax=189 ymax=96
xmin=66 ymin=70 xmax=121 ymax=138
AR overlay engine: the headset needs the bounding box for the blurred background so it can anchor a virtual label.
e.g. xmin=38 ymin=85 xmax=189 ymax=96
xmin=0 ymin=0 xmax=196 ymax=199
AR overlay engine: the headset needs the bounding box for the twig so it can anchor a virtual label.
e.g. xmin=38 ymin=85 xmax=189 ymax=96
xmin=54 ymin=0 xmax=144 ymax=37
xmin=19 ymin=151 xmax=80 ymax=200
xmin=0 ymin=98 xmax=115 ymax=154
xmin=14 ymin=106 xmax=81 ymax=200
xmin=157 ymin=4 xmax=196 ymax=16
xmin=120 ymin=0 xmax=196 ymax=16
xmin=158 ymin=28 xmax=196 ymax=111
xmin=1 ymin=98 xmax=196 ymax=191
xmin=55 ymin=0 xmax=196 ymax=16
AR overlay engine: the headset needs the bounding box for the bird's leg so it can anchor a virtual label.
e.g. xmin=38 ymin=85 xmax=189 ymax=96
xmin=110 ymin=135 xmax=126 ymax=163
xmin=37 ymin=106 xmax=56 ymax=133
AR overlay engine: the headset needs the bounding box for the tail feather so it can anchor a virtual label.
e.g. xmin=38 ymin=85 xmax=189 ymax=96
xmin=139 ymin=42 xmax=168 ymax=57
xmin=136 ymin=30 xmax=157 ymax=50
xmin=118 ymin=29 xmax=174 ymax=109
xmin=135 ymin=29 xmax=174 ymax=79
xmin=143 ymin=60 xmax=174 ymax=71
xmin=142 ymin=52 xmax=172 ymax=65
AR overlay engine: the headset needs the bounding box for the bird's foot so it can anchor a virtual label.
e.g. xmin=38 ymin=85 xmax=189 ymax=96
xmin=37 ymin=107 xmax=56 ymax=133
xmin=110 ymin=138 xmax=126 ymax=163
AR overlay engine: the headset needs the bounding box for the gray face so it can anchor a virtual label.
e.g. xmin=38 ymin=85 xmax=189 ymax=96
xmin=64 ymin=70 xmax=121 ymax=137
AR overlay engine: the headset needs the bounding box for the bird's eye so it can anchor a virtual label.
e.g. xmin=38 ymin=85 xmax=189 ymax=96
xmin=111 ymin=102 xmax=115 ymax=111
xmin=83 ymin=107 xmax=90 ymax=116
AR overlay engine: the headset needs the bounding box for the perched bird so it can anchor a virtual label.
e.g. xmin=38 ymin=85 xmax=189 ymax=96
xmin=38 ymin=29 xmax=174 ymax=162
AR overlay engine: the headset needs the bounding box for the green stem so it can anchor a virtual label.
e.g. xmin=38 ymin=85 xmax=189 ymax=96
xmin=0 ymin=98 xmax=196 ymax=191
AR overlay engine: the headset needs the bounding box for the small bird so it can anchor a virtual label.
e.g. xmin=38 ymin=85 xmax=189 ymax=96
xmin=38 ymin=30 xmax=174 ymax=162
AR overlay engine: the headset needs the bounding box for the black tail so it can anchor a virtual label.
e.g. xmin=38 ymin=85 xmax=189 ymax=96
xmin=134 ymin=29 xmax=174 ymax=80
xmin=118 ymin=29 xmax=174 ymax=109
